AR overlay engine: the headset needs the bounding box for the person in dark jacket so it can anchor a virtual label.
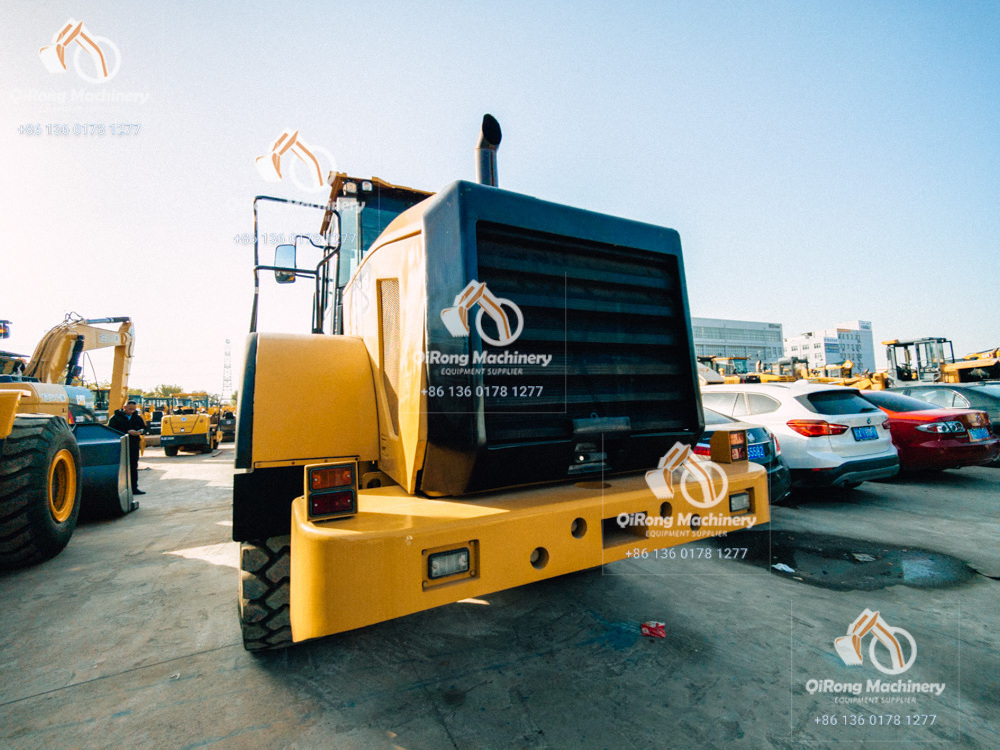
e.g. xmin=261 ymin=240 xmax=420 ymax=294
xmin=108 ymin=400 xmax=147 ymax=495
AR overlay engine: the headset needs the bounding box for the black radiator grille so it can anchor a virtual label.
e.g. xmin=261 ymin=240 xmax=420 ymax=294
xmin=475 ymin=221 xmax=694 ymax=446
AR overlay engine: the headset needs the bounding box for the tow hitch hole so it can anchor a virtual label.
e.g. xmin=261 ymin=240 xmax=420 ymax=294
xmin=571 ymin=518 xmax=587 ymax=539
xmin=659 ymin=501 xmax=672 ymax=518
xmin=530 ymin=547 xmax=549 ymax=570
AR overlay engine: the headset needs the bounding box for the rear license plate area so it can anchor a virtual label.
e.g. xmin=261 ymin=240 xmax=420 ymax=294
xmin=852 ymin=426 xmax=878 ymax=441
xmin=968 ymin=427 xmax=989 ymax=442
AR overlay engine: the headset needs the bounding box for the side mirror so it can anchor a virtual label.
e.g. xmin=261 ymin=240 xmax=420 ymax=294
xmin=274 ymin=243 xmax=296 ymax=284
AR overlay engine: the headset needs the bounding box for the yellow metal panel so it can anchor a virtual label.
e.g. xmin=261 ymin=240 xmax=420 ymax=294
xmin=161 ymin=414 xmax=210 ymax=436
xmin=342 ymin=230 xmax=428 ymax=493
xmin=289 ymin=462 xmax=769 ymax=642
xmin=0 ymin=390 xmax=27 ymax=439
xmin=0 ymin=382 xmax=70 ymax=420
xmin=251 ymin=334 xmax=379 ymax=466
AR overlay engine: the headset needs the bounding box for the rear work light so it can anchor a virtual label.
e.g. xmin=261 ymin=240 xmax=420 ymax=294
xmin=916 ymin=421 xmax=966 ymax=434
xmin=305 ymin=461 xmax=358 ymax=520
xmin=786 ymin=420 xmax=849 ymax=437
xmin=428 ymin=548 xmax=470 ymax=579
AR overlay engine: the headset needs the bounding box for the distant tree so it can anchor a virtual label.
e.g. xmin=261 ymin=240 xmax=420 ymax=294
xmin=150 ymin=384 xmax=184 ymax=397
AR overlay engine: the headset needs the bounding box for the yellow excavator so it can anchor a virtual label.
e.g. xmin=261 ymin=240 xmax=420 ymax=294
xmin=0 ymin=315 xmax=137 ymax=568
xmin=232 ymin=115 xmax=769 ymax=650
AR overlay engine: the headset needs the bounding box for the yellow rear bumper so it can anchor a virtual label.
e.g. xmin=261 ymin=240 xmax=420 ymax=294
xmin=290 ymin=462 xmax=768 ymax=642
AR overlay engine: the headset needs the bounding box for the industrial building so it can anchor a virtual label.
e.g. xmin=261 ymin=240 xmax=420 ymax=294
xmin=783 ymin=320 xmax=875 ymax=372
xmin=690 ymin=317 xmax=784 ymax=366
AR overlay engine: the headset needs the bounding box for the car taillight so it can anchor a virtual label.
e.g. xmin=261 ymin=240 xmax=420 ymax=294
xmin=773 ymin=435 xmax=781 ymax=455
xmin=786 ymin=420 xmax=849 ymax=437
xmin=916 ymin=421 xmax=965 ymax=434
xmin=881 ymin=420 xmax=891 ymax=431
xmin=692 ymin=444 xmax=711 ymax=457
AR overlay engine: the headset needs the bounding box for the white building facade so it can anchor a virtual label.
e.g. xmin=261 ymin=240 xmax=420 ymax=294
xmin=783 ymin=320 xmax=875 ymax=372
xmin=691 ymin=317 xmax=784 ymax=366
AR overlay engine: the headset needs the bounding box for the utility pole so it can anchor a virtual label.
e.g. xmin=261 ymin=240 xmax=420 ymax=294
xmin=222 ymin=339 xmax=232 ymax=403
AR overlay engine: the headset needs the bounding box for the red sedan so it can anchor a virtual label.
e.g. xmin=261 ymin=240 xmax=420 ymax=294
xmin=859 ymin=390 xmax=999 ymax=471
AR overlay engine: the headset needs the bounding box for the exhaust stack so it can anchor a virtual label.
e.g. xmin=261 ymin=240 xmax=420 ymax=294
xmin=475 ymin=114 xmax=502 ymax=187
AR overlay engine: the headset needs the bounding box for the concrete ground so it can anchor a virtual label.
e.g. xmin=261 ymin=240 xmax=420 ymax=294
xmin=1 ymin=448 xmax=997 ymax=749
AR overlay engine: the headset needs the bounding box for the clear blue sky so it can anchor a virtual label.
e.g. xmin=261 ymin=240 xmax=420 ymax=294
xmin=2 ymin=1 xmax=998 ymax=391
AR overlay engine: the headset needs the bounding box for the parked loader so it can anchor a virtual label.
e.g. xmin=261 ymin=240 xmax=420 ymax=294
xmin=884 ymin=337 xmax=1000 ymax=384
xmin=160 ymin=407 xmax=220 ymax=456
xmin=0 ymin=315 xmax=137 ymax=568
xmin=233 ymin=115 xmax=769 ymax=650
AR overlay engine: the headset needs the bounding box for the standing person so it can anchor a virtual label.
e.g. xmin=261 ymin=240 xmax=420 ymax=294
xmin=109 ymin=400 xmax=147 ymax=496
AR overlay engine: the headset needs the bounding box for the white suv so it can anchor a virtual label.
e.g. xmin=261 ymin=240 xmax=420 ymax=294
xmin=700 ymin=382 xmax=898 ymax=489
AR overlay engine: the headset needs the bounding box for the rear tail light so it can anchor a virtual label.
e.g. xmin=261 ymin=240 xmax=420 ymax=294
xmin=710 ymin=428 xmax=748 ymax=462
xmin=881 ymin=420 xmax=891 ymax=431
xmin=692 ymin=444 xmax=711 ymax=457
xmin=310 ymin=465 xmax=354 ymax=491
xmin=916 ymin=421 xmax=965 ymax=434
xmin=786 ymin=420 xmax=850 ymax=437
xmin=309 ymin=490 xmax=355 ymax=516
xmin=305 ymin=461 xmax=358 ymax=519
xmin=773 ymin=435 xmax=781 ymax=455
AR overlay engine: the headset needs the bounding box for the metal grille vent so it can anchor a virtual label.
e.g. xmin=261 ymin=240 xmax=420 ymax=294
xmin=476 ymin=221 xmax=691 ymax=447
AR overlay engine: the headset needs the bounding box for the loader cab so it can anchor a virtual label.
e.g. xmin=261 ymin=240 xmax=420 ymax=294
xmin=252 ymin=174 xmax=431 ymax=336
xmin=318 ymin=175 xmax=432 ymax=334
xmin=884 ymin=338 xmax=954 ymax=383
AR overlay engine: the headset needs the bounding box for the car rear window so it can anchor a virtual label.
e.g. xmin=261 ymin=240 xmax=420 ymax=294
xmin=801 ymin=391 xmax=880 ymax=415
xmin=701 ymin=391 xmax=739 ymax=416
xmin=861 ymin=391 xmax=936 ymax=412
xmin=703 ymin=407 xmax=736 ymax=425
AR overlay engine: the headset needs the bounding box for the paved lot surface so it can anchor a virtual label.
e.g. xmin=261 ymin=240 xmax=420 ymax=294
xmin=1 ymin=447 xmax=997 ymax=749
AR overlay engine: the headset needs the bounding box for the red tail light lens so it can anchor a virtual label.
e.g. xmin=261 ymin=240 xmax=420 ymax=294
xmin=309 ymin=490 xmax=355 ymax=516
xmin=693 ymin=444 xmax=711 ymax=456
xmin=786 ymin=420 xmax=849 ymax=437
xmin=773 ymin=435 xmax=781 ymax=455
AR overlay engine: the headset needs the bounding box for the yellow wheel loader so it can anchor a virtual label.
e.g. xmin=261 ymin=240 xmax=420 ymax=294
xmin=0 ymin=316 xmax=137 ymax=568
xmin=233 ymin=115 xmax=769 ymax=650
xmin=160 ymin=407 xmax=220 ymax=456
xmin=883 ymin=337 xmax=1000 ymax=384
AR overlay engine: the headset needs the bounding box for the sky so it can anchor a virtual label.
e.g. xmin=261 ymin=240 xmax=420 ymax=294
xmin=2 ymin=1 xmax=998 ymax=394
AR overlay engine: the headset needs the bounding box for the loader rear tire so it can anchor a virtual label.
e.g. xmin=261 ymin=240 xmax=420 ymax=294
xmin=163 ymin=446 xmax=178 ymax=457
xmin=238 ymin=536 xmax=292 ymax=651
xmin=0 ymin=415 xmax=82 ymax=569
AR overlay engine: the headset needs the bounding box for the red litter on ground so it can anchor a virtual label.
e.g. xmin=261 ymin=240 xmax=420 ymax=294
xmin=641 ymin=621 xmax=666 ymax=638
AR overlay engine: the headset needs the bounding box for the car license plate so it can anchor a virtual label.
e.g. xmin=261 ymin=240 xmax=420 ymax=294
xmin=968 ymin=427 xmax=989 ymax=442
xmin=852 ymin=426 xmax=878 ymax=441
xmin=748 ymin=443 xmax=765 ymax=461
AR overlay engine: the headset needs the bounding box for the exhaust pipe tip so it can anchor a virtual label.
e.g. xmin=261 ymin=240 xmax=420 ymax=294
xmin=478 ymin=114 xmax=502 ymax=149
xmin=475 ymin=114 xmax=501 ymax=187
